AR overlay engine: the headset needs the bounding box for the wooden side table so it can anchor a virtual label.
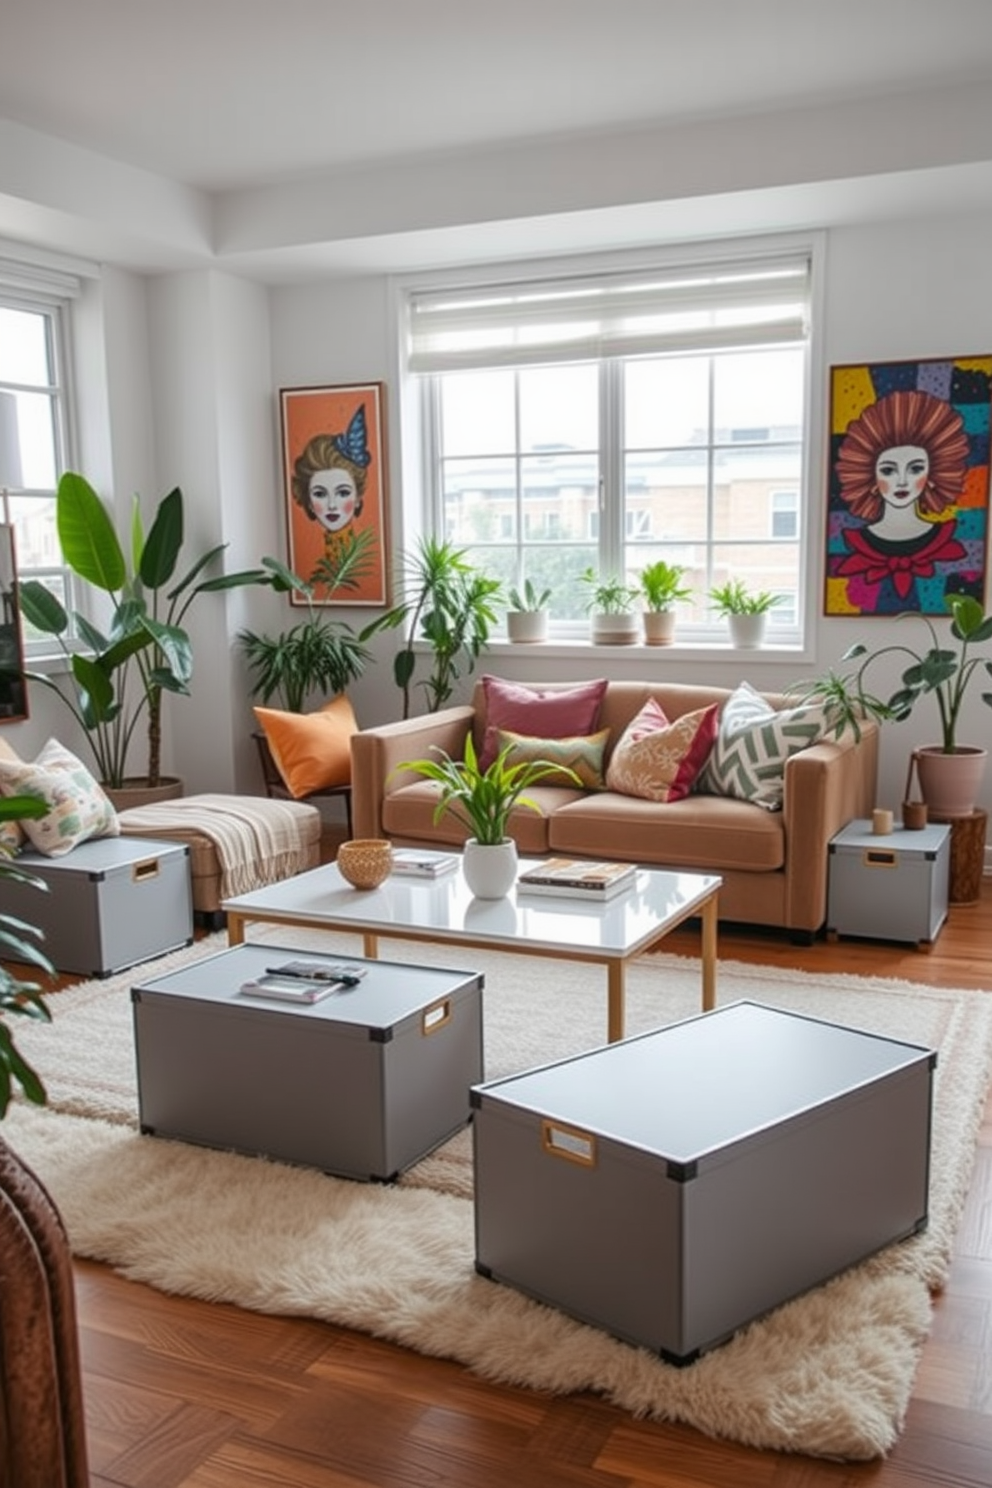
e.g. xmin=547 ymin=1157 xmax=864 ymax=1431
xmin=933 ymin=809 xmax=987 ymax=905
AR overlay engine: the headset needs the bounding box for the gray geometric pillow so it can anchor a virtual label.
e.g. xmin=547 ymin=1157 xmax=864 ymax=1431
xmin=697 ymin=681 xmax=826 ymax=811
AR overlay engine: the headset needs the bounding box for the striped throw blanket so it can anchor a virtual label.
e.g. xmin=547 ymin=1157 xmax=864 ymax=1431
xmin=116 ymin=794 xmax=317 ymax=899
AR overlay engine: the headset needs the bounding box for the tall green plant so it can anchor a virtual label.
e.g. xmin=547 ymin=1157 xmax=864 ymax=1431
xmin=19 ymin=473 xmax=273 ymax=788
xmin=385 ymin=537 xmax=502 ymax=719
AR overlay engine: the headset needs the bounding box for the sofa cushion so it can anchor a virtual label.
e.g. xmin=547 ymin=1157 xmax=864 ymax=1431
xmin=697 ymin=682 xmax=826 ymax=811
xmin=253 ymin=695 xmax=356 ymax=798
xmin=606 ymin=699 xmax=718 ymax=803
xmin=0 ymin=739 xmax=119 ymax=857
xmin=495 ymin=727 xmax=610 ymax=789
xmin=479 ymin=675 xmax=608 ymax=769
xmin=548 ymin=790 xmax=786 ymax=873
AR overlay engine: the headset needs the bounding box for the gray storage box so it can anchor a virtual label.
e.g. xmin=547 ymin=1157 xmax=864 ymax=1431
xmin=473 ymin=1001 xmax=933 ymax=1364
xmin=828 ymin=818 xmax=950 ymax=945
xmin=0 ymin=835 xmax=192 ymax=975
xmin=132 ymin=942 xmax=483 ymax=1180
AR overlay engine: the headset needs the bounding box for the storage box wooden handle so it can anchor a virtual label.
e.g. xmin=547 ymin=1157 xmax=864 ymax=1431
xmin=421 ymin=998 xmax=451 ymax=1035
xmin=131 ymin=858 xmax=160 ymax=883
xmin=541 ymin=1119 xmax=597 ymax=1167
xmin=861 ymin=849 xmax=897 ymax=868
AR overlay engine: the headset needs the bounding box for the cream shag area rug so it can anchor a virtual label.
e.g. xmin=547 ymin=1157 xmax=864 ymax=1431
xmin=6 ymin=926 xmax=992 ymax=1461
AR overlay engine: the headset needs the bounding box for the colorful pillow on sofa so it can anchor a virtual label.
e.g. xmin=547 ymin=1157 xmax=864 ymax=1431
xmin=494 ymin=727 xmax=610 ymax=789
xmin=0 ymin=738 xmax=120 ymax=856
xmin=696 ymin=681 xmax=826 ymax=811
xmin=254 ymin=695 xmax=357 ymax=798
xmin=480 ymin=675 xmax=608 ymax=769
xmin=606 ymin=698 xmax=719 ymax=803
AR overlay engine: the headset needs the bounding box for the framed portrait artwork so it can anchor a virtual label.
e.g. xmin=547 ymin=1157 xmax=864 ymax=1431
xmin=824 ymin=355 xmax=991 ymax=617
xmin=280 ymin=382 xmax=389 ymax=606
xmin=0 ymin=523 xmax=28 ymax=722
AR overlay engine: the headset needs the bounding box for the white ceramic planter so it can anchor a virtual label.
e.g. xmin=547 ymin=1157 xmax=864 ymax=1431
xmin=462 ymin=838 xmax=519 ymax=899
xmin=643 ymin=610 xmax=677 ymax=646
xmin=506 ymin=610 xmax=549 ymax=643
xmin=728 ymin=613 xmax=768 ymax=649
xmin=590 ymin=612 xmax=639 ymax=645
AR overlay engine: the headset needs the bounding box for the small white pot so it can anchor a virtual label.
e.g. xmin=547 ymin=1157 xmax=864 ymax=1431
xmin=462 ymin=837 xmax=519 ymax=899
xmin=506 ymin=609 xmax=548 ymax=643
xmin=643 ymin=610 xmax=677 ymax=646
xmin=590 ymin=612 xmax=639 ymax=645
xmin=728 ymin=613 xmax=768 ymax=649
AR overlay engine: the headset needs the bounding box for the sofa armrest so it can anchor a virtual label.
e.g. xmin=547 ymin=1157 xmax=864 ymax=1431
xmin=781 ymin=721 xmax=879 ymax=932
xmin=350 ymin=706 xmax=475 ymax=839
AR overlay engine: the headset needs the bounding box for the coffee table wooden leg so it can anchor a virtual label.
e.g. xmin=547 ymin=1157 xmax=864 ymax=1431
xmin=363 ymin=933 xmax=379 ymax=959
xmin=227 ymin=913 xmax=245 ymax=947
xmin=607 ymin=962 xmax=625 ymax=1043
xmin=700 ymin=892 xmax=718 ymax=1011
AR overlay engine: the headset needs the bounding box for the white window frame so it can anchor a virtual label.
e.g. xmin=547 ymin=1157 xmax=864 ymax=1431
xmin=392 ymin=233 xmax=824 ymax=653
xmin=0 ymin=247 xmax=85 ymax=659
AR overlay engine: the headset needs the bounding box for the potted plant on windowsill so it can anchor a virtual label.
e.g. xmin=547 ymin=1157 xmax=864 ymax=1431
xmin=638 ymin=560 xmax=692 ymax=646
xmin=393 ymin=734 xmax=580 ymax=898
xmin=505 ymin=579 xmax=552 ymax=644
xmin=793 ymin=594 xmax=992 ymax=820
xmin=708 ymin=579 xmax=782 ymax=649
xmin=19 ymin=473 xmax=273 ymax=805
xmin=580 ymin=568 xmax=639 ymax=645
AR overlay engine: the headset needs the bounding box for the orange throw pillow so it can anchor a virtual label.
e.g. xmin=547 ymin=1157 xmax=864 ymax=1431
xmin=253 ymin=696 xmax=357 ymax=798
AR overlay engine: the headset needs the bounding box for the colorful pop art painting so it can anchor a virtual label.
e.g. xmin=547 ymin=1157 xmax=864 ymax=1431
xmin=825 ymin=356 xmax=991 ymax=617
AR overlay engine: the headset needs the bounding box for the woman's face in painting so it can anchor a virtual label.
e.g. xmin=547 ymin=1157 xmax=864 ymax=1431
xmin=308 ymin=466 xmax=359 ymax=532
xmin=874 ymin=445 xmax=930 ymax=509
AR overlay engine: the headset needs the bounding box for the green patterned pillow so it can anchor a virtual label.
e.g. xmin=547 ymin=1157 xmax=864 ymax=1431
xmin=697 ymin=682 xmax=826 ymax=811
xmin=495 ymin=728 xmax=610 ymax=789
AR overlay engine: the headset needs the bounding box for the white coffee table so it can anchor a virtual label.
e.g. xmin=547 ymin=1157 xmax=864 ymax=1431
xmin=223 ymin=859 xmax=721 ymax=1043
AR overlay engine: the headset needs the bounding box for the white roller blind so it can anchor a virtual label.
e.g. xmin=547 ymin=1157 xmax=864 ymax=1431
xmin=407 ymin=253 xmax=810 ymax=373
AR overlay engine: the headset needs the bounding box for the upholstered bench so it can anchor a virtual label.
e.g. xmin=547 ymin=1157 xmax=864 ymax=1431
xmin=117 ymin=794 xmax=322 ymax=928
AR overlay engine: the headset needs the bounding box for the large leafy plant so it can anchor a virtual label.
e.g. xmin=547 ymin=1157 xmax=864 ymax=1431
xmin=385 ymin=537 xmax=502 ymax=719
xmin=19 ymin=473 xmax=273 ymax=788
xmin=800 ymin=594 xmax=992 ymax=752
xmin=395 ymin=734 xmax=579 ymax=845
xmin=0 ymin=794 xmax=55 ymax=1116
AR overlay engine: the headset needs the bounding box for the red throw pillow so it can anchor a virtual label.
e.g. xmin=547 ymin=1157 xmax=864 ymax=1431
xmin=606 ymin=700 xmax=719 ymax=803
xmin=479 ymin=675 xmax=608 ymax=770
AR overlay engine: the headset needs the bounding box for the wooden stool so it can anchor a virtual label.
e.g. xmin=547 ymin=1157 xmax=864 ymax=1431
xmin=931 ymin=809 xmax=987 ymax=905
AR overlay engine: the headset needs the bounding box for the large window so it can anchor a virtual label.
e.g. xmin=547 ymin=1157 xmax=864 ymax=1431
xmin=406 ymin=243 xmax=814 ymax=641
xmin=0 ymin=262 xmax=78 ymax=656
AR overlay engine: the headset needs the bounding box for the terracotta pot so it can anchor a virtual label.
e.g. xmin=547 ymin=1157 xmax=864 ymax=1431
xmin=909 ymin=746 xmax=988 ymax=820
xmin=103 ymin=776 xmax=184 ymax=811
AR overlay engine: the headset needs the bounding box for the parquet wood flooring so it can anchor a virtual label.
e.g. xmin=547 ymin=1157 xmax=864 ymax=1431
xmin=67 ymin=853 xmax=992 ymax=1486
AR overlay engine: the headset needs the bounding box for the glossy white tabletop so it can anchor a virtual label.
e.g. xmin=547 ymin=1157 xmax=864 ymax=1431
xmin=223 ymin=858 xmax=721 ymax=960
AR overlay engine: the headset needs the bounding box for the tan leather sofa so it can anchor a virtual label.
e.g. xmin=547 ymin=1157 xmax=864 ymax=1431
xmin=351 ymin=680 xmax=879 ymax=939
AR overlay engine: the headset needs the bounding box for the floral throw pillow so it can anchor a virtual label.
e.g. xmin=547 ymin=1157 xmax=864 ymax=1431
xmin=606 ymin=699 xmax=719 ymax=803
xmin=696 ymin=682 xmax=826 ymax=811
xmin=0 ymin=738 xmax=120 ymax=856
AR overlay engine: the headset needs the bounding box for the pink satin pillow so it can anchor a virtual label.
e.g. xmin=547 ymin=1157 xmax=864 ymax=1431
xmin=479 ymin=675 xmax=608 ymax=770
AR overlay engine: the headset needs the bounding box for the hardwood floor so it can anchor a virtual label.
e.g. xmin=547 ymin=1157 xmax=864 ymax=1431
xmin=69 ymin=863 xmax=992 ymax=1487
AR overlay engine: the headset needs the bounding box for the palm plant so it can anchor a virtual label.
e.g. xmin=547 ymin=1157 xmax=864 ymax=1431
xmin=385 ymin=537 xmax=503 ymax=719
xmin=708 ymin=578 xmax=782 ymax=616
xmin=239 ymin=542 xmax=384 ymax=712
xmin=638 ymin=560 xmax=692 ymax=612
xmin=395 ymin=733 xmax=579 ymax=845
xmin=579 ymin=567 xmax=638 ymax=614
xmin=19 ymin=473 xmax=273 ymax=788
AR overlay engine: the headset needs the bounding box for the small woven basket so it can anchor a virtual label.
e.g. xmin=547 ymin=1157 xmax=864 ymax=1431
xmin=336 ymin=838 xmax=393 ymax=890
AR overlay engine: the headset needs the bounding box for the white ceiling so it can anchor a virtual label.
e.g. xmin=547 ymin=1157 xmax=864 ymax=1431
xmin=2 ymin=0 xmax=992 ymax=280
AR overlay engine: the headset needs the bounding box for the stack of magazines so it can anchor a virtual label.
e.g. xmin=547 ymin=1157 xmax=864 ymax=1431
xmin=517 ymin=858 xmax=637 ymax=900
xmin=391 ymin=849 xmax=460 ymax=878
